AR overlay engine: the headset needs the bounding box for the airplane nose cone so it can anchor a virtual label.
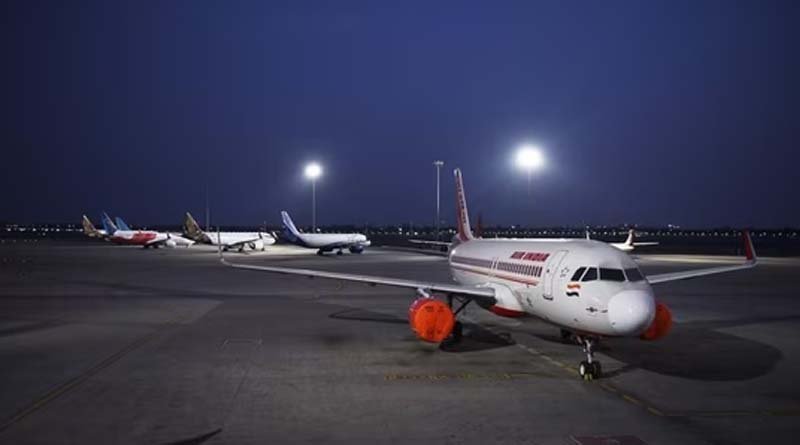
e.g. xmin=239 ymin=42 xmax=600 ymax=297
xmin=608 ymin=290 xmax=655 ymax=336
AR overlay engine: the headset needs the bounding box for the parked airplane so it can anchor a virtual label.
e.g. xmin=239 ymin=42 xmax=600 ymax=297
xmin=222 ymin=170 xmax=756 ymax=380
xmin=101 ymin=213 xmax=194 ymax=248
xmin=81 ymin=215 xmax=107 ymax=238
xmin=586 ymin=228 xmax=659 ymax=252
xmin=280 ymin=211 xmax=370 ymax=255
xmin=183 ymin=212 xmax=275 ymax=252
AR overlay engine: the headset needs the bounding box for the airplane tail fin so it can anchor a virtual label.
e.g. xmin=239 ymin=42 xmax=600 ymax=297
xmin=101 ymin=212 xmax=118 ymax=235
xmin=115 ymin=217 xmax=132 ymax=231
xmin=453 ymin=168 xmax=475 ymax=242
xmin=280 ymin=211 xmax=302 ymax=242
xmin=82 ymin=215 xmax=99 ymax=237
xmin=183 ymin=212 xmax=206 ymax=240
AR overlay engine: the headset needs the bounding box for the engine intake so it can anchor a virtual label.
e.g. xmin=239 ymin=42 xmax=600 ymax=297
xmin=408 ymin=297 xmax=455 ymax=343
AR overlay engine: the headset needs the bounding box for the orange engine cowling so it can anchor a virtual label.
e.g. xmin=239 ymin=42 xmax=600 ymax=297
xmin=640 ymin=301 xmax=672 ymax=340
xmin=408 ymin=297 xmax=455 ymax=343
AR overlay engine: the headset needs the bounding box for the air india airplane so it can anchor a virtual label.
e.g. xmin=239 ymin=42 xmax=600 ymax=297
xmin=221 ymin=169 xmax=756 ymax=380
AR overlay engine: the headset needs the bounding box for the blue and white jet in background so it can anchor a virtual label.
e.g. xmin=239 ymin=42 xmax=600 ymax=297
xmin=280 ymin=211 xmax=370 ymax=255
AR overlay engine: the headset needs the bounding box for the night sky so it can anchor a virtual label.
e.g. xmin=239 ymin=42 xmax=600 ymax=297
xmin=2 ymin=1 xmax=798 ymax=228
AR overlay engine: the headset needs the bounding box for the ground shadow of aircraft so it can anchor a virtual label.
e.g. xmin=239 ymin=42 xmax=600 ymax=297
xmin=526 ymin=315 xmax=797 ymax=381
xmin=329 ymin=308 xmax=514 ymax=353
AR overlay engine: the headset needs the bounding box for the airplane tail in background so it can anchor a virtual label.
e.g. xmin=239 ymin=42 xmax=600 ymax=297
xmin=82 ymin=215 xmax=100 ymax=237
xmin=280 ymin=211 xmax=302 ymax=242
xmin=115 ymin=217 xmax=132 ymax=231
xmin=183 ymin=212 xmax=207 ymax=241
xmin=101 ymin=212 xmax=118 ymax=235
xmin=453 ymin=169 xmax=475 ymax=243
xmin=623 ymin=229 xmax=635 ymax=247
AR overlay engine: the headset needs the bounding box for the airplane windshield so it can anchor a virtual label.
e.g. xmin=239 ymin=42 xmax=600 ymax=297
xmin=599 ymin=268 xmax=626 ymax=282
xmin=625 ymin=268 xmax=644 ymax=282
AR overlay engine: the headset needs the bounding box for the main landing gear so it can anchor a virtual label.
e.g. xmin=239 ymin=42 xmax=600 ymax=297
xmin=577 ymin=336 xmax=602 ymax=381
xmin=442 ymin=294 xmax=472 ymax=345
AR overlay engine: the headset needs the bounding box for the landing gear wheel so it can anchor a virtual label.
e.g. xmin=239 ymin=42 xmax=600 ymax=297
xmin=579 ymin=361 xmax=599 ymax=381
xmin=577 ymin=336 xmax=601 ymax=381
xmin=316 ymin=250 xmax=324 ymax=256
xmin=592 ymin=362 xmax=602 ymax=378
xmin=337 ymin=250 xmax=343 ymax=256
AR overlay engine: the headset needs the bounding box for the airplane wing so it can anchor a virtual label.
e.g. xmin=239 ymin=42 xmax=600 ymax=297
xmin=632 ymin=242 xmax=660 ymax=247
xmin=409 ymin=239 xmax=451 ymax=246
xmin=219 ymin=255 xmax=497 ymax=305
xmin=646 ymin=231 xmax=756 ymax=284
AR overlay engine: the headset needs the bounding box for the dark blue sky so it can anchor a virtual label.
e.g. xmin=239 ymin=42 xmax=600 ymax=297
xmin=2 ymin=1 xmax=798 ymax=228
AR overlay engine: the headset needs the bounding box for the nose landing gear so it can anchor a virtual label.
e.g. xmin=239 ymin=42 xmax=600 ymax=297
xmin=577 ymin=336 xmax=602 ymax=380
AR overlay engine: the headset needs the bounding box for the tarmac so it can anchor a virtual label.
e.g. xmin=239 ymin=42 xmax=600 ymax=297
xmin=0 ymin=240 xmax=798 ymax=444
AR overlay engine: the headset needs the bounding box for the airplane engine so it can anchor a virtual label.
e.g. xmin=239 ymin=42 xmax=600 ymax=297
xmin=408 ymin=297 xmax=455 ymax=343
xmin=165 ymin=239 xmax=177 ymax=248
xmin=349 ymin=245 xmax=364 ymax=254
xmin=640 ymin=301 xmax=672 ymax=340
xmin=248 ymin=240 xmax=265 ymax=251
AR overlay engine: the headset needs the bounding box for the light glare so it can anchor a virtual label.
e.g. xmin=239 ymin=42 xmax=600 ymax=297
xmin=515 ymin=146 xmax=544 ymax=170
xmin=304 ymin=162 xmax=322 ymax=179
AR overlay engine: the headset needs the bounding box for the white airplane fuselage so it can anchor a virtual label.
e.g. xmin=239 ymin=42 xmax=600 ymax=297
xmin=295 ymin=233 xmax=370 ymax=249
xmin=449 ymin=238 xmax=655 ymax=338
xmin=209 ymin=232 xmax=275 ymax=249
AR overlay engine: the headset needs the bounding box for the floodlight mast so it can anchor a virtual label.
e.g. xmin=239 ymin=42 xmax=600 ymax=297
xmin=304 ymin=163 xmax=322 ymax=231
xmin=433 ymin=160 xmax=444 ymax=241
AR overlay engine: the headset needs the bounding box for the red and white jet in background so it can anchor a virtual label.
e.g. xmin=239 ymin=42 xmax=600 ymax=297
xmin=221 ymin=169 xmax=756 ymax=380
xmin=99 ymin=213 xmax=194 ymax=248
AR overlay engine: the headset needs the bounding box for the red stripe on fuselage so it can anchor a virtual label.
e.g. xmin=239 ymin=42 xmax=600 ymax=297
xmin=450 ymin=264 xmax=539 ymax=286
xmin=111 ymin=231 xmax=158 ymax=245
xmin=489 ymin=305 xmax=527 ymax=318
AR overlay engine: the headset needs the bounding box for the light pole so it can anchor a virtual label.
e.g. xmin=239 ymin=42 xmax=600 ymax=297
xmin=433 ymin=160 xmax=444 ymax=241
xmin=304 ymin=162 xmax=322 ymax=231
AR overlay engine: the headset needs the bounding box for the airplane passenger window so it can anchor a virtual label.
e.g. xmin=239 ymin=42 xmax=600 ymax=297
xmin=625 ymin=268 xmax=644 ymax=282
xmin=582 ymin=267 xmax=598 ymax=281
xmin=599 ymin=268 xmax=626 ymax=282
xmin=570 ymin=267 xmax=586 ymax=281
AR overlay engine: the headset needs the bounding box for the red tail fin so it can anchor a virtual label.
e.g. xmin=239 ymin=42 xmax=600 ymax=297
xmin=453 ymin=169 xmax=474 ymax=242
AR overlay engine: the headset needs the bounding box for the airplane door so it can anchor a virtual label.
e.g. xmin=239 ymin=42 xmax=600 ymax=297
xmin=543 ymin=250 xmax=569 ymax=301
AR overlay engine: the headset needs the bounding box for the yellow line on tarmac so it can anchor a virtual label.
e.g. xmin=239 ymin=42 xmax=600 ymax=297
xmin=0 ymin=318 xmax=179 ymax=434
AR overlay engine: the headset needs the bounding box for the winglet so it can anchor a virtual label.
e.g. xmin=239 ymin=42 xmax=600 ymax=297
xmin=743 ymin=230 xmax=756 ymax=263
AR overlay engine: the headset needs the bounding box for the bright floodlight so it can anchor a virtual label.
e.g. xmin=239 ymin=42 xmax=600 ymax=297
xmin=304 ymin=162 xmax=322 ymax=180
xmin=515 ymin=146 xmax=544 ymax=171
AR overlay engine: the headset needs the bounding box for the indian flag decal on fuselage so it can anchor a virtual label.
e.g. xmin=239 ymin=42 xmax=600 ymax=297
xmin=566 ymin=282 xmax=581 ymax=297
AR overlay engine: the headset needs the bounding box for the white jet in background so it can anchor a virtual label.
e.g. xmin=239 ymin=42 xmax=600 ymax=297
xmin=223 ymin=170 xmax=756 ymax=380
xmin=183 ymin=212 xmax=275 ymax=252
xmin=280 ymin=211 xmax=370 ymax=255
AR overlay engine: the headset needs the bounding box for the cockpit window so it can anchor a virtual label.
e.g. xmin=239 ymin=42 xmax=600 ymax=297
xmin=599 ymin=268 xmax=626 ymax=282
xmin=570 ymin=267 xmax=586 ymax=281
xmin=625 ymin=268 xmax=644 ymax=282
xmin=581 ymin=267 xmax=598 ymax=282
